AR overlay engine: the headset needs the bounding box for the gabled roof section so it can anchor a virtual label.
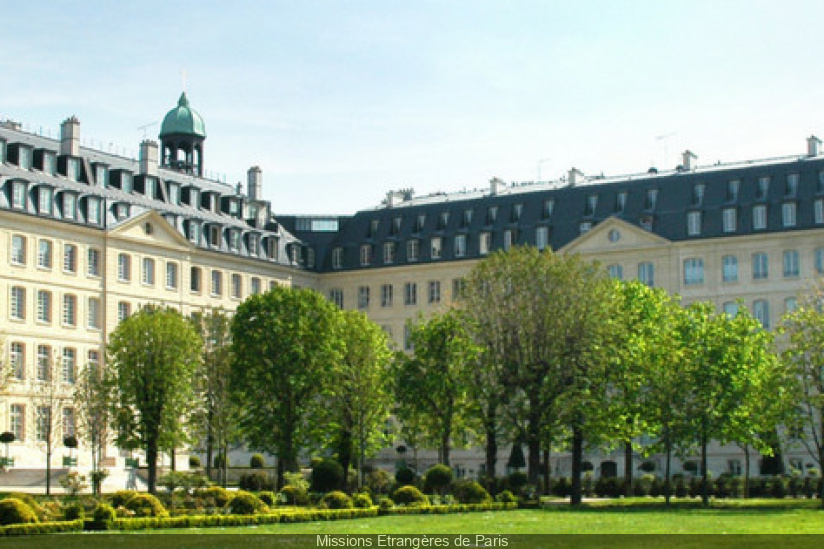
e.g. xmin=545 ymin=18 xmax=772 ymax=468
xmin=560 ymin=216 xmax=671 ymax=254
xmin=108 ymin=209 xmax=192 ymax=250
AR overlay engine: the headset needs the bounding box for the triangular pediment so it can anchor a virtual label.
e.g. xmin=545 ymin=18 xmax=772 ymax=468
xmin=108 ymin=210 xmax=192 ymax=250
xmin=561 ymin=217 xmax=671 ymax=255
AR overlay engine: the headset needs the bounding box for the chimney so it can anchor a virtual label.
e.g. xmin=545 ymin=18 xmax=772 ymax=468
xmin=385 ymin=190 xmax=405 ymax=208
xmin=247 ymin=166 xmax=262 ymax=200
xmin=60 ymin=116 xmax=80 ymax=157
xmin=808 ymin=135 xmax=822 ymax=157
xmin=489 ymin=177 xmax=507 ymax=195
xmin=567 ymin=168 xmax=584 ymax=187
xmin=139 ymin=140 xmax=158 ymax=176
xmin=681 ymin=150 xmax=697 ymax=171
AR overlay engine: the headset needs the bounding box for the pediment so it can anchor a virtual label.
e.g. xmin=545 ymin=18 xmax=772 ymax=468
xmin=561 ymin=217 xmax=671 ymax=255
xmin=108 ymin=210 xmax=192 ymax=250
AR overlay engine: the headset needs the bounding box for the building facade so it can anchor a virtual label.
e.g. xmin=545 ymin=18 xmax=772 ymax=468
xmin=0 ymin=95 xmax=820 ymax=482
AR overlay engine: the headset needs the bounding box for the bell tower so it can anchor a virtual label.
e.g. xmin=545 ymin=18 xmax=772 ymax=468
xmin=159 ymin=92 xmax=206 ymax=176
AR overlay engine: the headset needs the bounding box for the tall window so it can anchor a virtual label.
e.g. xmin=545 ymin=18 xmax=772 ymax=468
xmin=691 ymin=183 xmax=705 ymax=206
xmin=251 ymin=277 xmax=261 ymax=295
xmin=756 ymin=176 xmax=770 ymax=200
xmin=726 ymin=179 xmax=740 ymax=202
xmin=638 ymin=262 xmax=654 ymax=286
xmin=722 ymin=208 xmax=737 ymax=233
xmin=752 ymin=252 xmax=769 ymax=280
xmin=817 ymin=247 xmax=824 ymax=274
xmin=381 ymin=284 xmax=393 ymax=307
xmin=141 ymin=258 xmax=155 ymax=285
xmin=542 ymin=199 xmax=554 ymax=220
xmin=360 ymin=244 xmax=372 ymax=266
xmin=190 ymin=267 xmax=202 ymax=292
xmin=38 ymin=240 xmax=52 ymax=269
xmin=683 ymin=258 xmax=704 ymax=285
xmin=62 ymin=408 xmax=75 ymax=438
xmin=166 ymin=262 xmax=178 ymax=289
xmin=332 ymin=248 xmax=344 ymax=270
xmin=454 ymin=235 xmax=466 ymax=258
xmin=536 ymin=226 xmax=549 ymax=251
xmin=211 ymin=270 xmax=222 ymax=297
xmin=753 ymin=299 xmax=770 ymax=329
xmin=39 ymin=187 xmax=53 ymax=214
xmin=62 ymin=348 xmax=75 ymax=384
xmin=37 ymin=290 xmax=52 ymax=323
xmin=10 ymin=404 xmax=24 ymax=441
xmin=644 ymin=189 xmax=658 ymax=210
xmin=452 ymin=278 xmax=465 ymax=301
xmin=503 ymin=229 xmax=516 ymax=251
xmin=231 ymin=274 xmax=242 ymax=299
xmin=358 ymin=286 xmax=370 ymax=309
xmin=783 ymin=250 xmax=800 ymax=278
xmin=10 ymin=286 xmax=25 ymax=320
xmin=36 ymin=406 xmax=51 ymax=442
xmin=615 ymin=193 xmax=627 ymax=213
xmin=607 ymin=265 xmax=623 ymax=280
xmin=405 ymin=282 xmax=417 ymax=306
xmin=36 ymin=345 xmax=51 ymax=381
xmin=786 ymin=173 xmax=799 ymax=197
xmin=11 ymin=235 xmax=25 ymax=265
xmin=87 ymin=248 xmax=100 ymax=277
xmin=480 ymin=232 xmax=492 ymax=255
xmin=785 ymin=297 xmax=798 ymax=314
xmin=428 ymin=280 xmax=441 ymax=304
xmin=63 ymin=193 xmax=76 ymax=219
xmin=117 ymin=301 xmax=131 ymax=322
xmin=722 ymin=255 xmax=738 ymax=283
xmin=10 ymin=342 xmax=24 ymax=380
xmin=723 ymin=302 xmax=739 ymax=317
xmin=87 ymin=197 xmax=101 ymax=224
xmin=63 ymin=244 xmax=77 ymax=273
xmin=87 ymin=297 xmax=101 ymax=329
xmin=329 ymin=289 xmax=344 ymax=309
xmin=118 ymin=253 xmax=131 ymax=281
xmin=63 ymin=294 xmax=77 ymax=326
xmin=11 ymin=182 xmax=26 ymax=209
xmin=407 ymin=240 xmax=420 ymax=262
xmin=752 ymin=205 xmax=767 ymax=230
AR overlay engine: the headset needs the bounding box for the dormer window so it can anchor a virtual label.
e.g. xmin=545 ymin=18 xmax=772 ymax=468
xmin=10 ymin=181 xmax=26 ymax=209
xmin=86 ymin=197 xmax=102 ymax=225
xmin=67 ymin=157 xmax=81 ymax=182
xmin=229 ymin=199 xmax=240 ymax=217
xmin=95 ymin=164 xmax=108 ymax=186
xmin=38 ymin=187 xmax=53 ymax=215
xmin=692 ymin=184 xmax=705 ymax=206
xmin=416 ymin=214 xmax=426 ymax=232
xmin=229 ymin=230 xmax=241 ymax=252
xmin=579 ymin=221 xmax=593 ymax=234
xmin=41 ymin=152 xmax=56 ymax=175
xmin=437 ymin=212 xmax=449 ymax=230
xmin=390 ymin=217 xmax=402 ymax=236
xmin=209 ymin=225 xmax=220 ymax=248
xmin=384 ymin=242 xmax=396 ymax=264
xmin=62 ymin=193 xmax=76 ymax=220
xmin=726 ymin=179 xmax=740 ymax=202
xmin=168 ymin=183 xmax=180 ymax=205
xmin=143 ymin=177 xmax=156 ymax=200
xmin=462 ymin=209 xmax=473 ymax=228
xmin=614 ymin=192 xmax=627 ymax=213
xmin=248 ymin=234 xmax=260 ymax=256
xmin=585 ymin=195 xmax=598 ymax=216
xmin=542 ymin=199 xmax=554 ymax=220
xmin=360 ymin=244 xmax=373 ymax=266
xmin=115 ymin=203 xmax=130 ymax=221
xmin=368 ymin=219 xmax=379 ymax=238
xmin=121 ymin=172 xmax=133 ymax=193
xmin=265 ymin=237 xmax=278 ymax=260
xmin=757 ymin=176 xmax=770 ymax=200
xmin=512 ymin=203 xmax=523 ymax=222
xmin=644 ymin=189 xmax=658 ymax=210
xmin=17 ymin=146 xmax=32 ymax=170
xmin=786 ymin=174 xmax=799 ymax=197
xmin=332 ymin=247 xmax=344 ymax=269
xmin=486 ymin=206 xmax=498 ymax=225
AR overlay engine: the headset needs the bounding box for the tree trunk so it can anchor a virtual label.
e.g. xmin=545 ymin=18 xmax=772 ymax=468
xmin=45 ymin=444 xmax=52 ymax=496
xmin=147 ymin=439 xmax=159 ymax=494
xmin=276 ymin=455 xmax=285 ymax=491
xmin=570 ymin=426 xmax=584 ymax=505
xmin=701 ymin=432 xmax=709 ymax=507
xmin=205 ymin=421 xmax=213 ymax=481
xmin=441 ymin=428 xmax=451 ymax=467
xmin=338 ymin=427 xmax=353 ymax=491
xmin=484 ymin=414 xmax=497 ymax=490
xmin=624 ymin=440 xmax=633 ymax=497
xmin=170 ymin=447 xmax=176 ymax=471
xmin=665 ymin=437 xmax=672 ymax=506
xmin=744 ymin=444 xmax=750 ymax=498
xmin=542 ymin=447 xmax=551 ymax=495
xmin=526 ymin=409 xmax=541 ymax=485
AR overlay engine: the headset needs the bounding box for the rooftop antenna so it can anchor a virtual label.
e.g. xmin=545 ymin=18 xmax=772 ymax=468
xmin=655 ymin=132 xmax=677 ymax=168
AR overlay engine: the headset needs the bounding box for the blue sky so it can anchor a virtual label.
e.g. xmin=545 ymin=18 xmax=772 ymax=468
xmin=3 ymin=1 xmax=823 ymax=214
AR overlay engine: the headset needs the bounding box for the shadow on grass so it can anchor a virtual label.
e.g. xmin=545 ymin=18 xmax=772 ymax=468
xmin=542 ymin=498 xmax=824 ymax=514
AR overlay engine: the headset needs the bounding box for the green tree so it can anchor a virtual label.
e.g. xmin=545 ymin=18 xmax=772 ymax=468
xmin=679 ymin=302 xmax=784 ymax=506
xmin=781 ymin=281 xmax=824 ymax=507
xmin=230 ymin=286 xmax=341 ymax=489
xmin=392 ymin=310 xmax=480 ymax=467
xmin=461 ymin=246 xmax=619 ymax=504
xmin=190 ymin=308 xmax=236 ymax=487
xmin=106 ymin=305 xmax=203 ymax=494
xmin=323 ymin=310 xmax=394 ymax=489
xmin=32 ymin=348 xmax=69 ymax=496
xmin=74 ymin=357 xmax=112 ymax=495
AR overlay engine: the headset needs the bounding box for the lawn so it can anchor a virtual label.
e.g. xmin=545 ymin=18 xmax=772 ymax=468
xmin=5 ymin=499 xmax=824 ymax=549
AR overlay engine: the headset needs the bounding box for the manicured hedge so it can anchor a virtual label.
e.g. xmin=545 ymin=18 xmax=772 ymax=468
xmin=378 ymin=502 xmax=517 ymax=516
xmin=0 ymin=518 xmax=84 ymax=536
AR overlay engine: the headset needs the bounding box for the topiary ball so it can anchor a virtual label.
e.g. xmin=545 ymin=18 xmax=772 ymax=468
xmin=321 ymin=490 xmax=353 ymax=509
xmin=124 ymin=493 xmax=169 ymax=518
xmin=202 ymin=485 xmax=234 ymax=507
xmin=278 ymin=484 xmax=309 ymax=506
xmin=226 ymin=490 xmax=270 ymax=515
xmin=258 ymin=490 xmax=277 ymax=506
xmin=423 ymin=464 xmax=453 ymax=494
xmin=63 ymin=502 xmax=85 ymax=521
xmin=92 ymin=503 xmax=116 ymax=528
xmin=395 ymin=467 xmax=416 ymax=485
xmin=109 ymin=490 xmax=138 ymax=508
xmin=453 ymin=480 xmax=491 ymax=504
xmin=311 ymin=459 xmax=345 ymax=492
xmin=352 ymin=493 xmax=373 ymax=508
xmin=250 ymin=453 xmax=266 ymax=468
xmin=392 ymin=485 xmax=427 ymax=506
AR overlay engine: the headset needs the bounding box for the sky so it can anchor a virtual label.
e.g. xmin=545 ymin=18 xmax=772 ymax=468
xmin=3 ymin=0 xmax=824 ymax=215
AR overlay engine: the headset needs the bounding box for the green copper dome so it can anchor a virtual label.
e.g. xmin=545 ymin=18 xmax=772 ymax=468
xmin=159 ymin=92 xmax=206 ymax=138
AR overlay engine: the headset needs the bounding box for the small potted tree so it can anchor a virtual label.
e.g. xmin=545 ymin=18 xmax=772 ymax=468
xmin=0 ymin=432 xmax=14 ymax=467
xmin=63 ymin=435 xmax=78 ymax=467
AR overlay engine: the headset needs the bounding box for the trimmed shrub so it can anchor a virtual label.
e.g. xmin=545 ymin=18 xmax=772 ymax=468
xmin=63 ymin=503 xmax=85 ymax=521
xmin=423 ymin=464 xmax=453 ymax=494
xmin=552 ymin=477 xmax=571 ymax=498
xmin=321 ymin=490 xmax=353 ymax=509
xmin=453 ymin=480 xmax=491 ymax=504
xmin=0 ymin=498 xmax=38 ymax=525
xmin=366 ymin=469 xmax=394 ymax=495
xmin=92 ymin=503 xmax=116 ymax=529
xmin=353 ymin=493 xmax=373 ymax=508
xmin=3 ymin=493 xmax=43 ymax=519
xmin=226 ymin=491 xmax=269 ymax=515
xmin=496 ymin=490 xmax=517 ymax=503
xmin=201 ymin=485 xmax=233 ymax=507
xmin=379 ymin=497 xmax=395 ymax=511
xmin=771 ymin=476 xmax=788 ymax=499
xmin=109 ymin=490 xmax=139 ymax=508
xmin=258 ymin=491 xmax=277 ymax=506
xmin=595 ymin=476 xmax=622 ymax=498
xmin=250 ymin=453 xmax=266 ymax=469
xmin=238 ymin=471 xmax=274 ymax=492
xmin=278 ymin=484 xmax=310 ymax=506
xmin=125 ymin=494 xmax=169 ymax=518
xmin=674 ymin=477 xmax=688 ymax=498
xmin=507 ymin=471 xmax=529 ymax=494
xmin=189 ymin=455 xmax=201 ymax=468
xmin=395 ymin=467 xmax=416 ymax=486
xmin=393 ymin=485 xmax=427 ymax=506
xmin=311 ymin=459 xmax=345 ymax=492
